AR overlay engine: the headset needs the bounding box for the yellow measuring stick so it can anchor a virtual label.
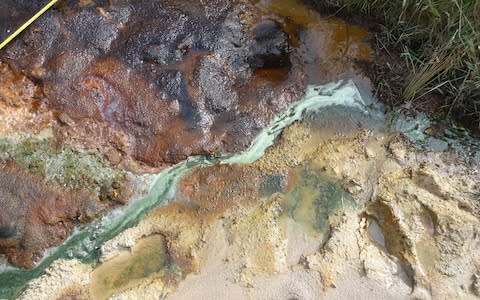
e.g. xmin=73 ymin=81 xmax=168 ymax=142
xmin=0 ymin=0 xmax=58 ymax=50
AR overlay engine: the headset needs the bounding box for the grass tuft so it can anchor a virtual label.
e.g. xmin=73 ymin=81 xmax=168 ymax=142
xmin=319 ymin=0 xmax=480 ymax=127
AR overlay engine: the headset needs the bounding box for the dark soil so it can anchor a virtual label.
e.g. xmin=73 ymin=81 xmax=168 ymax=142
xmin=306 ymin=0 xmax=480 ymax=136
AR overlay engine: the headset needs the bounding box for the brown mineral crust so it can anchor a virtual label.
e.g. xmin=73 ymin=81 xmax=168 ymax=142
xmin=177 ymin=164 xmax=265 ymax=217
xmin=0 ymin=61 xmax=37 ymax=105
xmin=2 ymin=0 xmax=257 ymax=168
xmin=0 ymin=61 xmax=52 ymax=136
xmin=0 ymin=0 xmax=373 ymax=169
xmin=52 ymin=57 xmax=199 ymax=166
xmin=0 ymin=59 xmax=134 ymax=269
xmin=0 ymin=160 xmax=112 ymax=269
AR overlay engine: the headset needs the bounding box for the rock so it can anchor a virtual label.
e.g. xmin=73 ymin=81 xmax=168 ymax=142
xmin=343 ymin=179 xmax=364 ymax=195
xmin=1 ymin=0 xmax=374 ymax=169
xmin=1 ymin=1 xmax=297 ymax=168
xmin=0 ymin=148 xmax=137 ymax=268
xmin=387 ymin=134 xmax=413 ymax=163
xmin=248 ymin=20 xmax=292 ymax=69
xmin=472 ymin=273 xmax=480 ymax=297
xmin=0 ymin=59 xmax=141 ymax=269
xmin=0 ymin=61 xmax=52 ymax=138
xmin=365 ymin=147 xmax=376 ymax=159
xmin=0 ymin=161 xmax=96 ymax=268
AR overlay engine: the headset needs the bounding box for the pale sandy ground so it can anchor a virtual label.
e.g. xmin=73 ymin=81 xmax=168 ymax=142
xmin=19 ymin=123 xmax=480 ymax=300
xmin=168 ymin=208 xmax=411 ymax=300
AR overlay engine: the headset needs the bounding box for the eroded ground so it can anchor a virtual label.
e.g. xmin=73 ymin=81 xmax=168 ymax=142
xmin=20 ymin=113 xmax=480 ymax=299
xmin=1 ymin=0 xmax=373 ymax=169
xmin=0 ymin=0 xmax=376 ymax=270
xmin=1 ymin=1 xmax=480 ymax=299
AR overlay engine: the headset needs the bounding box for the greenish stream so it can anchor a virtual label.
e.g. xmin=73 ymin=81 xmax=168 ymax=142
xmin=1 ymin=79 xmax=478 ymax=299
xmin=0 ymin=80 xmax=373 ymax=299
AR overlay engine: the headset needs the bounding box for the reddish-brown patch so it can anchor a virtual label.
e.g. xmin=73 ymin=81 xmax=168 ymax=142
xmin=1 ymin=0 xmax=376 ymax=170
xmin=0 ymin=160 xmax=114 ymax=269
xmin=177 ymin=164 xmax=265 ymax=216
xmin=0 ymin=61 xmax=53 ymax=136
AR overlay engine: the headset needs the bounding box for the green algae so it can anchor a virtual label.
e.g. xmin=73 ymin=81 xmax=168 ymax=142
xmin=0 ymin=80 xmax=380 ymax=299
xmin=0 ymin=137 xmax=127 ymax=195
xmin=259 ymin=175 xmax=285 ymax=197
xmin=91 ymin=234 xmax=177 ymax=300
xmin=285 ymin=167 xmax=351 ymax=235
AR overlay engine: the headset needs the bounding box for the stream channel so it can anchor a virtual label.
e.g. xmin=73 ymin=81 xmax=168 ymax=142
xmin=0 ymin=78 xmax=479 ymax=299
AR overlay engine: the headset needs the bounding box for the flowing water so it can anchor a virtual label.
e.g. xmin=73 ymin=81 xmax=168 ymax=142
xmin=0 ymin=72 xmax=478 ymax=298
xmin=1 ymin=1 xmax=479 ymax=299
xmin=0 ymin=79 xmax=374 ymax=299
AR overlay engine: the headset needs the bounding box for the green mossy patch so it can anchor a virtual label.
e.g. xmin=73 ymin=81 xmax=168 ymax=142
xmin=0 ymin=137 xmax=127 ymax=196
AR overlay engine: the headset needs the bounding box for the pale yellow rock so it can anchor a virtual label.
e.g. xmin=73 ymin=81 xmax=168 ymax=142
xmin=19 ymin=259 xmax=92 ymax=300
xmin=20 ymin=122 xmax=480 ymax=300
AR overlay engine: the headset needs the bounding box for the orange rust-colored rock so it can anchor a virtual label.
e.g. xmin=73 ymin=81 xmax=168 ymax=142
xmin=0 ymin=61 xmax=133 ymax=268
xmin=177 ymin=164 xmax=265 ymax=216
xmin=0 ymin=161 xmax=110 ymax=268
xmin=1 ymin=0 xmax=374 ymax=169
xmin=0 ymin=61 xmax=53 ymax=137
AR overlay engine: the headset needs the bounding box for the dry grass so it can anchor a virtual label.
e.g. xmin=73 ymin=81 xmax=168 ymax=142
xmin=317 ymin=0 xmax=480 ymax=126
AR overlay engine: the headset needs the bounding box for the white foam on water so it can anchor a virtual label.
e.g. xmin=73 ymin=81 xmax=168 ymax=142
xmin=0 ymin=80 xmax=372 ymax=298
xmin=222 ymin=80 xmax=367 ymax=164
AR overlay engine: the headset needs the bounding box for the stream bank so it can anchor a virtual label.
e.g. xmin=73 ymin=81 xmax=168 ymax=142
xmin=19 ymin=89 xmax=480 ymax=299
xmin=0 ymin=1 xmax=479 ymax=299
